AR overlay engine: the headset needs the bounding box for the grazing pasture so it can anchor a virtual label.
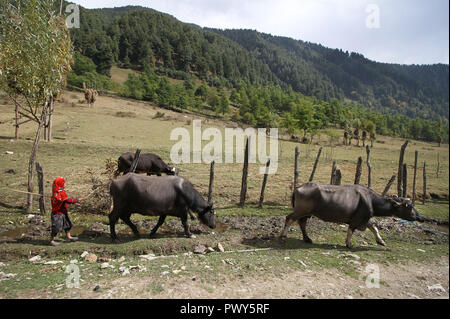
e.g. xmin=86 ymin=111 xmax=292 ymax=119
xmin=0 ymin=91 xmax=448 ymax=299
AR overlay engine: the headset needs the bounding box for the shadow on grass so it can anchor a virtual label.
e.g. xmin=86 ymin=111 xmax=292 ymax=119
xmin=4 ymin=226 xmax=203 ymax=248
xmin=241 ymin=236 xmax=389 ymax=253
xmin=0 ymin=201 xmax=24 ymax=210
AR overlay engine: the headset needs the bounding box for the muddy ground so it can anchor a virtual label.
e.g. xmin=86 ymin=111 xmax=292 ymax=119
xmin=0 ymin=213 xmax=448 ymax=299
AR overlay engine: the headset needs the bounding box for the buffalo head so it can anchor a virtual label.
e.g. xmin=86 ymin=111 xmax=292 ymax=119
xmin=390 ymin=196 xmax=419 ymax=221
xmin=198 ymin=203 xmax=216 ymax=229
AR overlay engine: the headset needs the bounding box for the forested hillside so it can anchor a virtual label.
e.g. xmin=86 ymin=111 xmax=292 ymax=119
xmin=64 ymin=3 xmax=449 ymax=142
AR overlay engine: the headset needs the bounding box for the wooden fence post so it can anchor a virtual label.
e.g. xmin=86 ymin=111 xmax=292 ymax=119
xmin=35 ymin=162 xmax=45 ymax=214
xmin=366 ymin=146 xmax=372 ymax=188
xmin=382 ymin=175 xmax=396 ymax=196
xmin=397 ymin=140 xmax=409 ymax=196
xmin=436 ymin=153 xmax=440 ymax=178
xmin=309 ymin=147 xmax=322 ymax=182
xmin=412 ymin=151 xmax=418 ymax=205
xmin=128 ymin=149 xmax=141 ymax=174
xmin=334 ymin=167 xmax=342 ymax=185
xmin=330 ymin=161 xmax=336 ymax=185
xmin=402 ymin=163 xmax=408 ymax=198
xmin=294 ymin=146 xmax=299 ymax=191
xmin=239 ymin=137 xmax=250 ymax=207
xmin=354 ymin=157 xmax=363 ymax=185
xmin=207 ymin=161 xmax=215 ymax=203
xmin=258 ymin=159 xmax=271 ymax=208
xmin=422 ymin=162 xmax=427 ymax=204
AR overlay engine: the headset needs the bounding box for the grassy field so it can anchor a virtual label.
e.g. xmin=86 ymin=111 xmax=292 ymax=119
xmin=0 ymin=90 xmax=448 ymax=299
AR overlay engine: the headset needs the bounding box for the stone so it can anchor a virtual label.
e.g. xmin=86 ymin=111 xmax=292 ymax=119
xmin=193 ymin=245 xmax=207 ymax=254
xmin=139 ymin=254 xmax=156 ymax=261
xmin=100 ymin=262 xmax=110 ymax=269
xmin=207 ymin=247 xmax=215 ymax=253
xmin=29 ymin=255 xmax=41 ymax=263
xmin=5 ymin=151 xmax=13 ymax=155
xmin=162 ymin=271 xmax=169 ymax=276
xmin=80 ymin=251 xmax=89 ymax=258
xmin=84 ymin=253 xmax=98 ymax=263
xmin=1 ymin=273 xmax=16 ymax=280
xmin=117 ymin=256 xmax=126 ymax=263
xmin=217 ymin=243 xmax=225 ymax=252
xmin=93 ymin=285 xmax=100 ymax=292
xmin=172 ymin=270 xmax=181 ymax=274
xmin=428 ymin=284 xmax=446 ymax=293
xmin=417 ymin=249 xmax=426 ymax=253
xmin=338 ymin=253 xmax=360 ymax=261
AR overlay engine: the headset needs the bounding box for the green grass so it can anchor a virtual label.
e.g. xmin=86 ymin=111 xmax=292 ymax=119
xmin=0 ymin=90 xmax=448 ymax=297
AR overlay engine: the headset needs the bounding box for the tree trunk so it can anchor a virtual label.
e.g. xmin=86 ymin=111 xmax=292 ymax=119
xmin=26 ymin=109 xmax=46 ymax=213
xmin=15 ymin=103 xmax=19 ymax=140
xmin=36 ymin=162 xmax=45 ymax=215
xmin=47 ymin=95 xmax=54 ymax=142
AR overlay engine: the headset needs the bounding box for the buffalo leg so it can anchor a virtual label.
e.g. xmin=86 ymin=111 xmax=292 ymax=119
xmin=280 ymin=213 xmax=296 ymax=239
xmin=367 ymin=222 xmax=386 ymax=246
xmin=346 ymin=227 xmax=355 ymax=249
xmin=108 ymin=209 xmax=120 ymax=242
xmin=120 ymin=215 xmax=140 ymax=238
xmin=181 ymin=215 xmax=195 ymax=238
xmin=298 ymin=217 xmax=312 ymax=243
xmin=150 ymin=215 xmax=166 ymax=237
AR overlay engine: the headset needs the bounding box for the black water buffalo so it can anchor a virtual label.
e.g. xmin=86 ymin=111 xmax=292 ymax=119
xmin=114 ymin=152 xmax=177 ymax=177
xmin=280 ymin=182 xmax=427 ymax=248
xmin=109 ymin=173 xmax=216 ymax=241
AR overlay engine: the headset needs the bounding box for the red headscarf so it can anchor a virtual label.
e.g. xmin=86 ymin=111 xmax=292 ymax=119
xmin=51 ymin=177 xmax=68 ymax=213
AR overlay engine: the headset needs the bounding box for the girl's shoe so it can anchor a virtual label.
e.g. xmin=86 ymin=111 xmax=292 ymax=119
xmin=50 ymin=241 xmax=60 ymax=246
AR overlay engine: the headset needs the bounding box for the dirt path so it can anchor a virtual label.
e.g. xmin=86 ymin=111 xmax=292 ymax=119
xmin=20 ymin=256 xmax=446 ymax=299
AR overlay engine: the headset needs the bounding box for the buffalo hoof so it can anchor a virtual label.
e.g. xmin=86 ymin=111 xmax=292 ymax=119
xmin=279 ymin=236 xmax=287 ymax=243
xmin=303 ymin=237 xmax=313 ymax=244
xmin=149 ymin=232 xmax=157 ymax=238
xmin=376 ymin=240 xmax=386 ymax=246
xmin=133 ymin=233 xmax=141 ymax=239
xmin=187 ymin=234 xmax=196 ymax=239
xmin=346 ymin=244 xmax=354 ymax=249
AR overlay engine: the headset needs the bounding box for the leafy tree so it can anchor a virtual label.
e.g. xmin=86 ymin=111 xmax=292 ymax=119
xmin=0 ymin=0 xmax=72 ymax=212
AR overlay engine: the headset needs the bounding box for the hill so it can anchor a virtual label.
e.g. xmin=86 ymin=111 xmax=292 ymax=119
xmin=66 ymin=3 xmax=449 ymax=122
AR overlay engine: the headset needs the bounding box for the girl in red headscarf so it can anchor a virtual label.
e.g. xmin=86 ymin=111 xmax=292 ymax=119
xmin=50 ymin=177 xmax=83 ymax=246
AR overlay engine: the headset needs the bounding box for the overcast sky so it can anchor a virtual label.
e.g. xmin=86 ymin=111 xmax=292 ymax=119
xmin=70 ymin=0 xmax=449 ymax=65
